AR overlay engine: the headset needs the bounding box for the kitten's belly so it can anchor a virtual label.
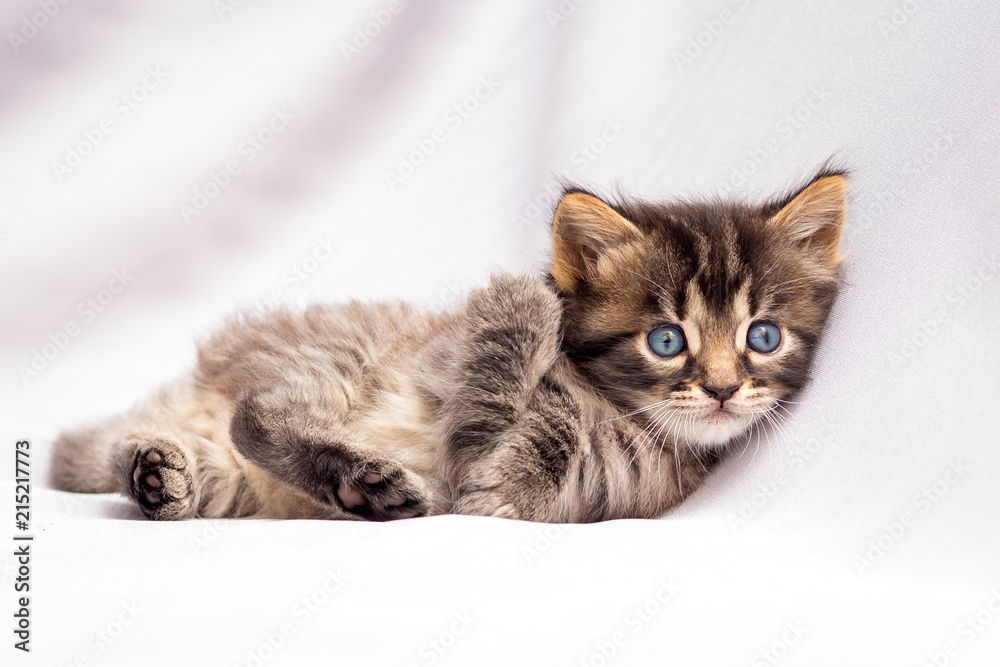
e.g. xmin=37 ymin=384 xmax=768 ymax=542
xmin=338 ymin=307 xmax=458 ymax=510
xmin=353 ymin=379 xmax=444 ymax=472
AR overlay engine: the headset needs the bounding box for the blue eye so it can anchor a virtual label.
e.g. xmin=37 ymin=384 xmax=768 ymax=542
xmin=747 ymin=322 xmax=781 ymax=353
xmin=647 ymin=325 xmax=686 ymax=358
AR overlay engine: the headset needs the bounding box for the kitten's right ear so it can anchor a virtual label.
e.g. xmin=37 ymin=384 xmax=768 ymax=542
xmin=551 ymin=191 xmax=641 ymax=293
xmin=768 ymin=173 xmax=849 ymax=266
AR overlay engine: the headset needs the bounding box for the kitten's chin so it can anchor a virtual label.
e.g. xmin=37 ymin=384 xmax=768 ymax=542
xmin=682 ymin=408 xmax=753 ymax=451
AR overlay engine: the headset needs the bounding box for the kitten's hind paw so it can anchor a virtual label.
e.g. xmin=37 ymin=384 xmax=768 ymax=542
xmin=337 ymin=472 xmax=405 ymax=510
xmin=229 ymin=392 xmax=429 ymax=521
xmin=311 ymin=450 xmax=427 ymax=521
xmin=123 ymin=440 xmax=195 ymax=520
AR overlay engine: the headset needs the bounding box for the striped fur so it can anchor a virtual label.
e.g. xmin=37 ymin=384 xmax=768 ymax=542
xmin=50 ymin=170 xmax=847 ymax=522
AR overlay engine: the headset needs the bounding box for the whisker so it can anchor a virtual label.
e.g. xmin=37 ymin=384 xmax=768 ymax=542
xmin=751 ymin=406 xmax=785 ymax=465
xmin=756 ymin=257 xmax=783 ymax=284
xmin=624 ymin=268 xmax=676 ymax=300
xmin=654 ymin=409 xmax=686 ymax=493
xmin=686 ymin=415 xmax=710 ymax=473
xmin=759 ymin=410 xmax=783 ymax=445
xmin=654 ymin=417 xmax=668 ymax=492
xmin=768 ymin=407 xmax=795 ymax=444
xmin=673 ymin=433 xmax=683 ymax=494
xmin=628 ymin=406 xmax=667 ymax=465
xmin=737 ymin=414 xmax=760 ymax=463
xmin=772 ymin=403 xmax=798 ymax=419
xmin=621 ymin=404 xmax=672 ymax=467
xmin=773 ymin=397 xmax=806 ymax=405
xmin=660 ymin=411 xmax=684 ymax=495
xmin=599 ymin=399 xmax=675 ymax=424
xmin=643 ymin=406 xmax=684 ymax=493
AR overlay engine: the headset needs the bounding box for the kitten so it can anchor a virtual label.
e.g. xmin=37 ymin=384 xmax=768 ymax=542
xmin=50 ymin=170 xmax=848 ymax=522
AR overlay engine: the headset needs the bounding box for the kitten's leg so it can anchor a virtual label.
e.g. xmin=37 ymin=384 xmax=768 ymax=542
xmin=446 ymin=274 xmax=581 ymax=521
xmin=451 ymin=394 xmax=583 ymax=522
xmin=229 ymin=387 xmax=430 ymax=520
xmin=53 ymin=420 xmax=198 ymax=520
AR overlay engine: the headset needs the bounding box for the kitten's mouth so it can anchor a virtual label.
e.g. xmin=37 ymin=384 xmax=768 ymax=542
xmin=703 ymin=407 xmax=738 ymax=424
xmin=677 ymin=405 xmax=755 ymax=449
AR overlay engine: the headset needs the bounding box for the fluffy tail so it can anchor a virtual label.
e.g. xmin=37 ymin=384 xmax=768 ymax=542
xmin=50 ymin=420 xmax=125 ymax=493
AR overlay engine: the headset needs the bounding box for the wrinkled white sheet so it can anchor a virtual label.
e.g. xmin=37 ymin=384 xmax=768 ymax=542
xmin=1 ymin=1 xmax=998 ymax=665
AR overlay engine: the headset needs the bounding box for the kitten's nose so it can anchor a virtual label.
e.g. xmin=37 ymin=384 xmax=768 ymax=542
xmin=702 ymin=383 xmax=741 ymax=403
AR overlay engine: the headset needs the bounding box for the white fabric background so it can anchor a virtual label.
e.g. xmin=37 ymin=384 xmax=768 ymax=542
xmin=1 ymin=1 xmax=998 ymax=665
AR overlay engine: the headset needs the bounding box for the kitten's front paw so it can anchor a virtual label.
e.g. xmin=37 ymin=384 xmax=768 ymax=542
xmin=466 ymin=274 xmax=562 ymax=334
xmin=451 ymin=488 xmax=527 ymax=520
xmin=452 ymin=465 xmax=558 ymax=522
xmin=463 ymin=275 xmax=563 ymax=374
xmin=124 ymin=440 xmax=195 ymax=520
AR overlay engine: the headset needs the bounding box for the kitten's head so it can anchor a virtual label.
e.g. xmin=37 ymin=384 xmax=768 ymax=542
xmin=549 ymin=171 xmax=847 ymax=450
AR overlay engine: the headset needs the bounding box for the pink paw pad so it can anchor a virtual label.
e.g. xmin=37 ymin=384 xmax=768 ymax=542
xmin=336 ymin=481 xmax=366 ymax=509
xmin=336 ymin=472 xmax=408 ymax=510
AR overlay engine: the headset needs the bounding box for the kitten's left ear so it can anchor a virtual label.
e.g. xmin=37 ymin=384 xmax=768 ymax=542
xmin=769 ymin=173 xmax=848 ymax=266
xmin=550 ymin=191 xmax=642 ymax=293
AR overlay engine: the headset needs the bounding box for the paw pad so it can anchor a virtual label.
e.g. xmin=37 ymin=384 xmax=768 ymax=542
xmin=126 ymin=441 xmax=194 ymax=520
xmin=319 ymin=459 xmax=423 ymax=520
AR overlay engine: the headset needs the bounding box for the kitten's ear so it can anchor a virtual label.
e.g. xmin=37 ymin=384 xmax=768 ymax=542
xmin=769 ymin=174 xmax=848 ymax=266
xmin=551 ymin=192 xmax=641 ymax=292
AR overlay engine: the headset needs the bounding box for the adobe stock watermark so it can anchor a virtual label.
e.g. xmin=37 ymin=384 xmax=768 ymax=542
xmin=340 ymin=0 xmax=410 ymax=62
xmin=673 ymin=0 xmax=756 ymax=72
xmin=853 ymin=124 xmax=954 ymax=238
xmin=189 ymin=520 xmax=230 ymax=554
xmin=235 ymin=569 xmax=349 ymax=667
xmin=512 ymin=178 xmax=565 ymax=233
xmin=179 ymin=107 xmax=295 ymax=223
xmin=17 ymin=268 xmax=134 ymax=386
xmin=854 ymin=460 xmax=969 ymax=574
xmin=901 ymin=125 xmax=954 ymax=179
xmin=546 ymin=0 xmax=588 ymax=30
xmin=886 ymin=253 xmax=998 ymax=369
xmin=727 ymin=419 xmax=838 ymax=531
xmin=577 ymin=578 xmax=680 ymax=667
xmin=8 ymin=0 xmax=73 ymax=53
xmin=405 ymin=611 xmax=475 ymax=667
xmin=720 ymin=83 xmax=833 ymax=195
xmin=427 ymin=278 xmax=466 ymax=312
xmin=384 ymin=75 xmax=500 ymax=192
xmin=60 ymin=491 xmax=84 ymax=515
xmin=751 ymin=621 xmax=807 ymax=667
xmin=214 ymin=0 xmax=246 ymax=20
xmin=919 ymin=590 xmax=1000 ymax=667
xmin=60 ymin=601 xmax=143 ymax=666
xmin=877 ymin=0 xmax=938 ymax=38
xmin=569 ymin=117 xmax=628 ymax=173
xmin=521 ymin=523 xmax=567 ymax=565
xmin=259 ymin=236 xmax=341 ymax=307
xmin=51 ymin=66 xmax=168 ymax=182
xmin=511 ymin=117 xmax=628 ymax=232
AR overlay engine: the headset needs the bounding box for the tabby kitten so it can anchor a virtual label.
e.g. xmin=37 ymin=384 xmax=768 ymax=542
xmin=51 ymin=170 xmax=848 ymax=523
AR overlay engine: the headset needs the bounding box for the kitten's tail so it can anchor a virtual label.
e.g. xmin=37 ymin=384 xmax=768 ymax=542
xmin=50 ymin=421 xmax=125 ymax=493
